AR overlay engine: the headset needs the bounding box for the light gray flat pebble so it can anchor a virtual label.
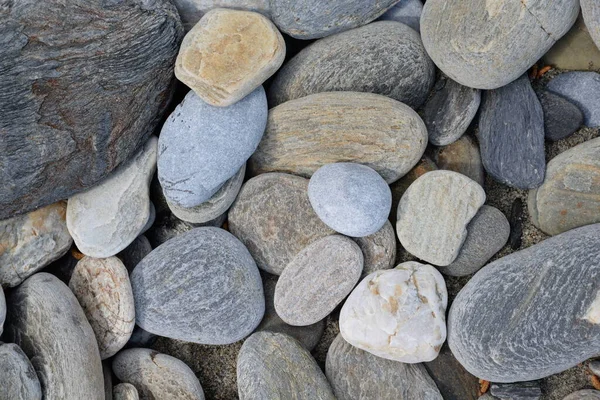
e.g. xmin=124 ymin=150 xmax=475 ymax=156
xmin=118 ymin=235 xmax=153 ymax=274
xmin=433 ymin=136 xmax=485 ymax=187
xmin=564 ymin=390 xmax=600 ymax=400
xmin=546 ymin=71 xmax=600 ymax=127
xmin=378 ymin=0 xmax=423 ymax=32
xmin=354 ymin=219 xmax=397 ymax=278
xmin=0 ymin=343 xmax=42 ymax=400
xmin=114 ymin=383 xmax=139 ymax=400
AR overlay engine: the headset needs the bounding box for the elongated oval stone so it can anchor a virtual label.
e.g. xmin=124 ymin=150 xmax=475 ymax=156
xmin=582 ymin=0 xmax=600 ymax=51
xmin=448 ymin=223 xmax=600 ymax=382
xmin=249 ymin=92 xmax=428 ymax=183
xmin=421 ymin=0 xmax=579 ymax=89
xmin=268 ymin=22 xmax=435 ymax=108
xmin=5 ymin=273 xmax=104 ymax=399
xmin=131 ymin=227 xmax=264 ymax=344
xmin=0 ymin=343 xmax=42 ymax=400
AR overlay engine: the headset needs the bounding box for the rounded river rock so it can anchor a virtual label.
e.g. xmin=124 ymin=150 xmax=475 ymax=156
xmin=0 ymin=343 xmax=42 ymax=400
xmin=582 ymin=0 xmax=600 ymax=51
xmin=113 ymin=383 xmax=139 ymax=400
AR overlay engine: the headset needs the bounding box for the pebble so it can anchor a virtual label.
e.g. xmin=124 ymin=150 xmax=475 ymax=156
xmin=0 ymin=287 xmax=4 ymax=335
xmin=112 ymin=348 xmax=205 ymax=400
xmin=340 ymin=262 xmax=448 ymax=363
xmin=396 ymin=170 xmax=486 ymax=266
xmin=390 ymin=156 xmax=437 ymax=223
xmin=237 ymin=331 xmax=336 ymax=399
xmin=158 ymin=87 xmax=267 ymax=208
xmin=421 ymin=0 xmax=579 ymax=89
xmin=0 ymin=343 xmax=42 ymax=400
xmin=448 ymin=223 xmax=600 ymax=382
xmin=308 ymin=163 xmax=392 ymax=237
xmin=529 ymin=137 xmax=600 ymax=236
xmin=228 ymin=173 xmax=335 ymax=275
xmin=538 ymin=90 xmax=583 ymax=141
xmin=424 ymin=344 xmax=481 ymax=400
xmin=326 ymin=334 xmax=443 ymax=400
xmin=69 ymin=256 xmax=135 ymax=359
xmin=268 ymin=21 xmax=435 ymax=108
xmin=175 ymin=8 xmax=285 ymax=107
xmin=378 ymin=0 xmax=423 ymax=32
xmin=423 ymin=76 xmax=481 ymax=146
xmin=67 ymin=136 xmax=157 ymax=258
xmin=131 ymin=227 xmax=264 ymax=344
xmin=250 ymin=92 xmax=428 ymax=183
xmin=437 ymin=205 xmax=510 ymax=277
xmin=546 ymin=72 xmax=600 ymax=127
xmin=490 ymin=381 xmax=542 ymax=400
xmin=478 ymin=74 xmax=546 ymax=189
xmin=117 ymin=235 xmax=153 ymax=274
xmin=0 ymin=201 xmax=72 ymax=287
xmin=509 ymin=198 xmax=525 ymax=250
xmin=564 ymin=390 xmax=600 ymax=400
xmin=354 ymin=220 xmax=397 ymax=278
xmin=4 ymin=273 xmax=103 ymax=399
xmin=543 ymin=13 xmax=600 ymax=71
xmin=274 ymin=235 xmax=363 ymax=326
xmin=173 ymin=0 xmax=270 ymax=31
xmin=582 ymin=0 xmax=600 ymax=50
xmin=590 ymin=360 xmax=600 ymax=376
xmin=433 ymin=136 xmax=485 ymax=187
xmin=114 ymin=383 xmax=139 ymax=400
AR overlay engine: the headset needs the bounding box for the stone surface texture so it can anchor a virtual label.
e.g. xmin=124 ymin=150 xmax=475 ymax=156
xmin=582 ymin=1 xmax=600 ymax=51
xmin=173 ymin=0 xmax=270 ymax=31
xmin=543 ymin=13 xmax=600 ymax=71
xmin=433 ymin=136 xmax=485 ymax=186
xmin=113 ymin=383 xmax=139 ymax=400
xmin=538 ymin=90 xmax=584 ymax=141
xmin=390 ymin=156 xmax=437 ymax=223
xmin=379 ymin=0 xmax=423 ymax=32
xmin=546 ymin=72 xmax=600 ymax=127
xmin=490 ymin=381 xmax=542 ymax=400
xmin=354 ymin=220 xmax=397 ymax=278
xmin=0 ymin=343 xmax=42 ymax=400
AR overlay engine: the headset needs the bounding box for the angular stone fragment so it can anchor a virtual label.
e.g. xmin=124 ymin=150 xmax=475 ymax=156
xmin=175 ymin=8 xmax=285 ymax=107
xmin=433 ymin=136 xmax=485 ymax=186
xmin=538 ymin=90 xmax=583 ymax=141
xmin=326 ymin=334 xmax=443 ymax=400
xmin=0 ymin=201 xmax=72 ymax=287
xmin=268 ymin=22 xmax=435 ymax=108
xmin=490 ymin=381 xmax=542 ymax=400
xmin=250 ymin=92 xmax=428 ymax=183
xmin=543 ymin=13 xmax=600 ymax=71
xmin=546 ymin=72 xmax=600 ymax=127
xmin=390 ymin=156 xmax=437 ymax=223
xmin=448 ymin=223 xmax=600 ymax=382
xmin=397 ymin=170 xmax=486 ymax=266
xmin=114 ymin=383 xmax=139 ymax=400
xmin=67 ymin=136 xmax=157 ymax=258
xmin=379 ymin=0 xmax=423 ymax=32
xmin=354 ymin=220 xmax=396 ymax=278
xmin=173 ymin=0 xmax=271 ymax=31
xmin=340 ymin=262 xmax=448 ymax=363
xmin=582 ymin=1 xmax=600 ymax=51
xmin=564 ymin=390 xmax=600 ymax=400
xmin=0 ymin=343 xmax=42 ymax=400
xmin=237 ymin=332 xmax=335 ymax=399
xmin=118 ymin=235 xmax=152 ymax=274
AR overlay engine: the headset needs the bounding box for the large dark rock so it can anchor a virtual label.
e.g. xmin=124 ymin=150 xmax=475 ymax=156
xmin=0 ymin=0 xmax=183 ymax=219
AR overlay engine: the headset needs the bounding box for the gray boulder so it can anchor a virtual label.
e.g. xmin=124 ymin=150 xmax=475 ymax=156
xmin=378 ymin=0 xmax=423 ymax=32
xmin=546 ymin=71 xmax=600 ymax=127
xmin=582 ymin=0 xmax=600 ymax=51
xmin=538 ymin=90 xmax=583 ymax=141
xmin=0 ymin=343 xmax=42 ymax=400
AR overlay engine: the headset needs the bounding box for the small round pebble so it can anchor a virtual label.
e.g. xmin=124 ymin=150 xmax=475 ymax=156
xmin=0 ymin=343 xmax=42 ymax=400
xmin=113 ymin=383 xmax=139 ymax=400
xmin=433 ymin=136 xmax=485 ymax=187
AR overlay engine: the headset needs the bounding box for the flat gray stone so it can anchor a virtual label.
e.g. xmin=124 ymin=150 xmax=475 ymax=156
xmin=274 ymin=235 xmax=363 ymax=326
xmin=308 ymin=163 xmax=392 ymax=237
xmin=118 ymin=235 xmax=153 ymax=274
xmin=0 ymin=201 xmax=72 ymax=287
xmin=564 ymin=390 xmax=600 ymax=400
xmin=173 ymin=0 xmax=270 ymax=31
xmin=538 ymin=90 xmax=583 ymax=141
xmin=237 ymin=331 xmax=335 ymax=399
xmin=114 ymin=383 xmax=139 ymax=400
xmin=433 ymin=136 xmax=485 ymax=187
xmin=448 ymin=223 xmax=600 ymax=382
xmin=158 ymin=87 xmax=266 ymax=208
xmin=131 ymin=227 xmax=264 ymax=344
xmin=397 ymin=170 xmax=486 ymax=266
xmin=0 ymin=287 xmax=4 ymax=335
xmin=378 ymin=0 xmax=423 ymax=32
xmin=5 ymin=273 xmax=103 ymax=399
xmin=326 ymin=334 xmax=443 ymax=400
xmin=354 ymin=219 xmax=396 ymax=278
xmin=268 ymin=21 xmax=435 ymax=109
xmin=229 ymin=173 xmax=335 ymax=275
xmin=529 ymin=137 xmax=600 ymax=236
xmin=67 ymin=136 xmax=157 ymax=258
xmin=113 ymin=348 xmax=204 ymax=400
xmin=546 ymin=72 xmax=600 ymax=127
xmin=582 ymin=0 xmax=600 ymax=51
xmin=421 ymin=0 xmax=579 ymax=89
xmin=423 ymin=76 xmax=481 ymax=146
xmin=478 ymin=75 xmax=546 ymax=189
xmin=437 ymin=205 xmax=510 ymax=277
xmin=490 ymin=381 xmax=541 ymax=400
xmin=0 ymin=343 xmax=42 ymax=400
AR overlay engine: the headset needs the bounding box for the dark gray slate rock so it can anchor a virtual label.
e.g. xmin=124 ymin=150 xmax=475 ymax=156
xmin=421 ymin=0 xmax=578 ymax=89
xmin=546 ymin=72 xmax=600 ymax=127
xmin=564 ymin=390 xmax=600 ymax=400
xmin=0 ymin=0 xmax=183 ymax=220
xmin=0 ymin=287 xmax=4 ymax=335
xmin=5 ymin=273 xmax=104 ymax=399
xmin=131 ymin=227 xmax=264 ymax=344
xmin=270 ymin=0 xmax=399 ymax=39
xmin=437 ymin=205 xmax=510 ymax=277
xmin=0 ymin=343 xmax=42 ymax=400
xmin=268 ymin=21 xmax=435 ymax=109
xmin=490 ymin=381 xmax=541 ymax=400
xmin=433 ymin=136 xmax=485 ymax=187
xmin=114 ymin=383 xmax=139 ymax=400
xmin=378 ymin=0 xmax=423 ymax=32
xmin=538 ymin=90 xmax=583 ymax=141
xmin=423 ymin=76 xmax=481 ymax=146
xmin=326 ymin=333 xmax=443 ymax=400
xmin=354 ymin=220 xmax=396 ymax=278
xmin=509 ymin=198 xmax=525 ymax=250
xmin=158 ymin=87 xmax=267 ymax=208
xmin=237 ymin=331 xmax=335 ymax=399
xmin=582 ymin=0 xmax=600 ymax=52
xmin=118 ymin=235 xmax=153 ymax=274
xmin=424 ymin=344 xmax=480 ymax=400
xmin=448 ymin=223 xmax=600 ymax=382
xmin=478 ymin=74 xmax=546 ymax=189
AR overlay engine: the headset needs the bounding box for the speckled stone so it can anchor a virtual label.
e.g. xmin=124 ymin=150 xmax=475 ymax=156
xmin=237 ymin=331 xmax=335 ymax=399
xmin=396 ymin=170 xmax=486 ymax=266
xmin=433 ymin=136 xmax=485 ymax=187
xmin=378 ymin=0 xmax=423 ymax=32
xmin=131 ymin=227 xmax=264 ymax=344
xmin=0 ymin=343 xmax=42 ymax=400
xmin=229 ymin=173 xmax=335 ymax=275
xmin=114 ymin=383 xmax=139 ymax=400
xmin=340 ymin=262 xmax=448 ymax=363
xmin=67 ymin=136 xmax=157 ymax=258
xmin=173 ymin=0 xmax=270 ymax=31
xmin=423 ymin=76 xmax=481 ymax=146
xmin=274 ymin=235 xmax=363 ymax=326
xmin=113 ymin=348 xmax=205 ymax=400
xmin=250 ymin=91 xmax=428 ymax=183
xmin=354 ymin=220 xmax=396 ymax=278
xmin=118 ymin=235 xmax=153 ymax=274
xmin=478 ymin=75 xmax=546 ymax=189
xmin=546 ymin=72 xmax=600 ymax=127
xmin=448 ymin=223 xmax=600 ymax=382
xmin=582 ymin=0 xmax=600 ymax=51
xmin=538 ymin=90 xmax=583 ymax=141
xmin=326 ymin=334 xmax=442 ymax=400
xmin=421 ymin=0 xmax=579 ymax=89
xmin=0 ymin=287 xmax=5 ymax=335
xmin=158 ymin=87 xmax=267 ymax=208
xmin=490 ymin=381 xmax=541 ymax=400
xmin=5 ymin=273 xmax=103 ymax=399
xmin=268 ymin=21 xmax=435 ymax=108
xmin=390 ymin=156 xmax=437 ymax=223
xmin=564 ymin=390 xmax=600 ymax=400
xmin=529 ymin=137 xmax=600 ymax=236
xmin=0 ymin=201 xmax=72 ymax=287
